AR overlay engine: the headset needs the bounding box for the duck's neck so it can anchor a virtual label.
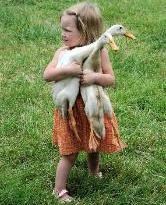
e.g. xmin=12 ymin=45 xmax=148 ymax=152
xmin=95 ymin=36 xmax=106 ymax=50
xmin=71 ymin=41 xmax=98 ymax=61
xmin=71 ymin=38 xmax=106 ymax=62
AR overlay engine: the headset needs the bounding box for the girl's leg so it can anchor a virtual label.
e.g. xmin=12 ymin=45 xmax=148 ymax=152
xmin=87 ymin=152 xmax=99 ymax=175
xmin=55 ymin=153 xmax=78 ymax=193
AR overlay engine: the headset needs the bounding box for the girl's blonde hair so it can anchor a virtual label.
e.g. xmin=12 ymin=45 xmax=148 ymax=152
xmin=61 ymin=2 xmax=103 ymax=45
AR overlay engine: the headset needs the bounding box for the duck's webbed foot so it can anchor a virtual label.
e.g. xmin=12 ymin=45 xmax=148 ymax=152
xmin=89 ymin=121 xmax=99 ymax=151
xmin=68 ymin=108 xmax=81 ymax=142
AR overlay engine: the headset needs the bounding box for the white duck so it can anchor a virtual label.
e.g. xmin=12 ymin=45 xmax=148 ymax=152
xmin=52 ymin=33 xmax=117 ymax=141
xmin=80 ymin=25 xmax=136 ymax=150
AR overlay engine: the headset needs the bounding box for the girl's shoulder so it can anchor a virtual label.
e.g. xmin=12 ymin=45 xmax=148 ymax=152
xmin=56 ymin=46 xmax=70 ymax=56
xmin=56 ymin=46 xmax=68 ymax=54
xmin=52 ymin=46 xmax=68 ymax=61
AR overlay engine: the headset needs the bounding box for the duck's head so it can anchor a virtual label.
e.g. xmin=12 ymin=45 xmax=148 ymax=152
xmin=106 ymin=24 xmax=136 ymax=39
xmin=99 ymin=34 xmax=119 ymax=51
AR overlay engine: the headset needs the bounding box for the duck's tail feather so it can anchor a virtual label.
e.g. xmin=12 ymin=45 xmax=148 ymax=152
xmin=102 ymin=92 xmax=113 ymax=118
xmin=92 ymin=117 xmax=105 ymax=139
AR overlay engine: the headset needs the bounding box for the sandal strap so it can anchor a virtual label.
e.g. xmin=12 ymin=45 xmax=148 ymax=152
xmin=97 ymin=172 xmax=103 ymax=178
xmin=57 ymin=189 xmax=69 ymax=198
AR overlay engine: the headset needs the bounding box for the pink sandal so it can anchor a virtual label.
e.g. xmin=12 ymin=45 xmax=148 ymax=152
xmin=97 ymin=172 xmax=103 ymax=179
xmin=52 ymin=189 xmax=73 ymax=203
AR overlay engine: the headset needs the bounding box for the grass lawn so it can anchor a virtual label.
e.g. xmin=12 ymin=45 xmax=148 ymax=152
xmin=0 ymin=0 xmax=165 ymax=204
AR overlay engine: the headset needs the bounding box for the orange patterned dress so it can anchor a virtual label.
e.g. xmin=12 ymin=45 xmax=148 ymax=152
xmin=52 ymin=94 xmax=127 ymax=155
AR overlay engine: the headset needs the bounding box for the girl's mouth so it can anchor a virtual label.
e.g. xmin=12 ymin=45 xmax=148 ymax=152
xmin=62 ymin=38 xmax=68 ymax=42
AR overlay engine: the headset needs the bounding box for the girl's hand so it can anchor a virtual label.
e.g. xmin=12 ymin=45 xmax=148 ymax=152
xmin=80 ymin=70 xmax=99 ymax=86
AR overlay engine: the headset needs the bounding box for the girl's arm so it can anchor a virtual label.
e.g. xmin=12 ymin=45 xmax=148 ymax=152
xmin=81 ymin=48 xmax=115 ymax=87
xmin=43 ymin=48 xmax=82 ymax=82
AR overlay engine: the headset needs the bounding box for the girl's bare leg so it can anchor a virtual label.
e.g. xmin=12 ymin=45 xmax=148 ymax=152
xmin=87 ymin=152 xmax=99 ymax=175
xmin=55 ymin=153 xmax=78 ymax=193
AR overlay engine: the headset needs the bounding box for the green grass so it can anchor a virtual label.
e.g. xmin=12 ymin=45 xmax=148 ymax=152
xmin=0 ymin=0 xmax=165 ymax=204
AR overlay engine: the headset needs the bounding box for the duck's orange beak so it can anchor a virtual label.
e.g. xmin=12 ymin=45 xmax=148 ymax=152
xmin=124 ymin=32 xmax=136 ymax=39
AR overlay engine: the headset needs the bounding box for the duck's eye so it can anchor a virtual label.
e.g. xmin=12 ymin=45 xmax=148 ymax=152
xmin=119 ymin=26 xmax=122 ymax=30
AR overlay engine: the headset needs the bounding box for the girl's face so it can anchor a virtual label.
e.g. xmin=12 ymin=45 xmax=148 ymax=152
xmin=61 ymin=14 xmax=82 ymax=48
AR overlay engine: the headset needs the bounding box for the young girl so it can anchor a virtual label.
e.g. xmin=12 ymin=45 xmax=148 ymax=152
xmin=43 ymin=2 xmax=126 ymax=203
